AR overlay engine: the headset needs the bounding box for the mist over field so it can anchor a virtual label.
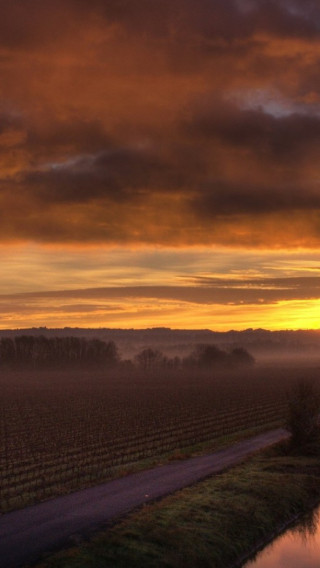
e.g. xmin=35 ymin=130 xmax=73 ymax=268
xmin=1 ymin=325 xmax=320 ymax=516
xmin=1 ymin=326 xmax=320 ymax=363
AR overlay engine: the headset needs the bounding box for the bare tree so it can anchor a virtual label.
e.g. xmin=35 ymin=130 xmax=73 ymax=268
xmin=135 ymin=348 xmax=165 ymax=371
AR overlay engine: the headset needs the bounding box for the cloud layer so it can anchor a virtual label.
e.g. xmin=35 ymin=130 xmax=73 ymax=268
xmin=3 ymin=274 xmax=320 ymax=330
xmin=0 ymin=0 xmax=319 ymax=246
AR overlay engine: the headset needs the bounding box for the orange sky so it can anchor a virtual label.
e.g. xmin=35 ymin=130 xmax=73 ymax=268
xmin=1 ymin=1 xmax=320 ymax=330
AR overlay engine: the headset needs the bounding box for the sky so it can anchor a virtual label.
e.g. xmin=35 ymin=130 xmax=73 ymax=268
xmin=1 ymin=0 xmax=320 ymax=330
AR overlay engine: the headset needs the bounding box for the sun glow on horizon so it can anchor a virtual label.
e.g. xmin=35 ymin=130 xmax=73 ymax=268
xmin=1 ymin=292 xmax=320 ymax=332
xmin=1 ymin=243 xmax=320 ymax=331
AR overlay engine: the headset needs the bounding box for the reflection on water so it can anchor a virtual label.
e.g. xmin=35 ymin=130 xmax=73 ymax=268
xmin=244 ymin=506 xmax=320 ymax=568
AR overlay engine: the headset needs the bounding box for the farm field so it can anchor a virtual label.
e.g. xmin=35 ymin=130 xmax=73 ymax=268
xmin=0 ymin=364 xmax=316 ymax=513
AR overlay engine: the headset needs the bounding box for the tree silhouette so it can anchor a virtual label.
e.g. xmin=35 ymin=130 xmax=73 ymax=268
xmin=0 ymin=335 xmax=120 ymax=369
xmin=135 ymin=348 xmax=165 ymax=370
xmin=193 ymin=344 xmax=227 ymax=367
xmin=286 ymin=379 xmax=320 ymax=446
xmin=229 ymin=348 xmax=255 ymax=367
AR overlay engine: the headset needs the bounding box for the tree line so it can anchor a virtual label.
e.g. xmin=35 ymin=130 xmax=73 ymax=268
xmin=134 ymin=344 xmax=255 ymax=370
xmin=0 ymin=335 xmax=255 ymax=370
xmin=0 ymin=335 xmax=119 ymax=368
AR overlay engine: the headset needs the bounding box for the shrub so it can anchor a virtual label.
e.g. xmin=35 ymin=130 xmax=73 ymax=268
xmin=286 ymin=379 xmax=320 ymax=447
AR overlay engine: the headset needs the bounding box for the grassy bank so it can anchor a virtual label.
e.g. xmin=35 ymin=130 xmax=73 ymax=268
xmin=34 ymin=436 xmax=320 ymax=568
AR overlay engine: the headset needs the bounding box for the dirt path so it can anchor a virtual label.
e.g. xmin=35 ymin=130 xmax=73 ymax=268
xmin=0 ymin=428 xmax=288 ymax=568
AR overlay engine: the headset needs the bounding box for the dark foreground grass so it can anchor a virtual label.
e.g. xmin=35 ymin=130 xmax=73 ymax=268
xmin=34 ymin=436 xmax=320 ymax=568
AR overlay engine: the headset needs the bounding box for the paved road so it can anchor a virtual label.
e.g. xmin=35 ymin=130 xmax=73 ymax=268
xmin=0 ymin=428 xmax=288 ymax=568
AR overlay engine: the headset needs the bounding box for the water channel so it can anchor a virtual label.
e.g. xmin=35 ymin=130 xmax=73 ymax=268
xmin=243 ymin=505 xmax=320 ymax=567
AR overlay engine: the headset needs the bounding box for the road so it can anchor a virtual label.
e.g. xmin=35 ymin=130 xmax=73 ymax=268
xmin=0 ymin=428 xmax=288 ymax=568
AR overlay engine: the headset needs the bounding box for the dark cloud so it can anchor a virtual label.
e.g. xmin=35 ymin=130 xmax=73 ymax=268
xmin=246 ymin=1 xmax=320 ymax=39
xmin=4 ymin=96 xmax=320 ymax=240
xmin=0 ymin=110 xmax=22 ymax=133
xmin=193 ymin=274 xmax=320 ymax=290
xmin=186 ymin=97 xmax=320 ymax=162
xmin=89 ymin=0 xmax=320 ymax=41
xmin=1 ymin=0 xmax=319 ymax=52
xmin=181 ymin=95 xmax=320 ymax=219
xmin=26 ymin=119 xmax=113 ymax=156
xmin=3 ymin=275 xmax=320 ymax=306
xmin=23 ymin=146 xmax=187 ymax=203
xmin=18 ymin=96 xmax=320 ymax=213
xmin=191 ymin=180 xmax=320 ymax=217
xmin=0 ymin=1 xmax=80 ymax=49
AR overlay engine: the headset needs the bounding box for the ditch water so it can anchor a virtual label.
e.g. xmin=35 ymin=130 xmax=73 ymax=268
xmin=243 ymin=504 xmax=320 ymax=568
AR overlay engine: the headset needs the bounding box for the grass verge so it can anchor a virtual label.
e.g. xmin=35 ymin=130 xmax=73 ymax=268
xmin=33 ymin=434 xmax=320 ymax=568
